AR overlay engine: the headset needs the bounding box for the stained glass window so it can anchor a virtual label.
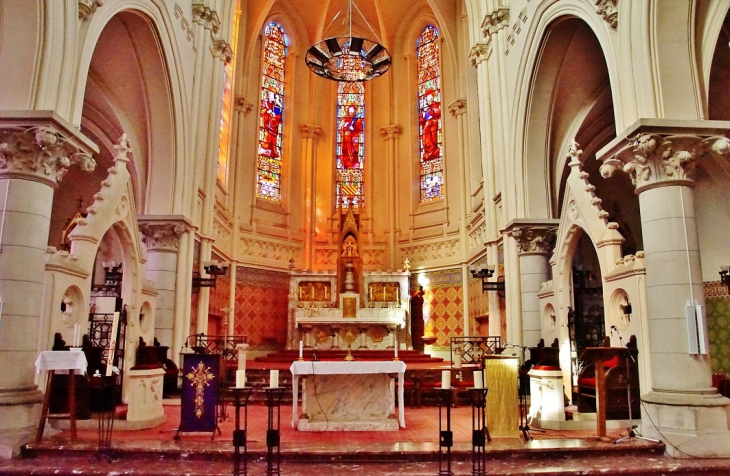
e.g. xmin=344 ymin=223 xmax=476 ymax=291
xmin=216 ymin=11 xmax=240 ymax=187
xmin=256 ymin=23 xmax=287 ymax=201
xmin=417 ymin=25 xmax=443 ymax=201
xmin=336 ymin=81 xmax=365 ymax=209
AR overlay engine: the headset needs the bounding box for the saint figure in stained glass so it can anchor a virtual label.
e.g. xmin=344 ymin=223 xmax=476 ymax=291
xmin=336 ymin=81 xmax=365 ymax=209
xmin=256 ymin=23 xmax=287 ymax=201
xmin=417 ymin=25 xmax=444 ymax=201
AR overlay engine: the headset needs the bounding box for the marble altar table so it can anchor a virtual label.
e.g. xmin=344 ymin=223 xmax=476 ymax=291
xmin=290 ymin=360 xmax=406 ymax=431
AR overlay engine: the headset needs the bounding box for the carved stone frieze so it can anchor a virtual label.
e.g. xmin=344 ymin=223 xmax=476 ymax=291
xmin=212 ymin=215 xmax=231 ymax=249
xmin=481 ymin=7 xmax=510 ymax=38
xmin=600 ymin=133 xmax=730 ymax=193
xmin=140 ymin=223 xmax=186 ymax=252
xmin=380 ymin=125 xmax=403 ymax=140
xmin=240 ymin=236 xmax=301 ymax=263
xmin=469 ymin=42 xmax=491 ymax=67
xmin=400 ymin=239 xmax=459 ymax=263
xmin=508 ymin=226 xmax=557 ymax=255
xmin=468 ymin=221 xmax=486 ymax=252
xmin=78 ymin=0 xmax=103 ymax=20
xmin=448 ymin=99 xmax=467 ymax=117
xmin=595 ymin=0 xmax=618 ymax=29
xmin=0 ymin=127 xmax=96 ymax=186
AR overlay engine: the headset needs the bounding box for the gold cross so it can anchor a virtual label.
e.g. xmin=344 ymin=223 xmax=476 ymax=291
xmin=186 ymin=361 xmax=216 ymax=418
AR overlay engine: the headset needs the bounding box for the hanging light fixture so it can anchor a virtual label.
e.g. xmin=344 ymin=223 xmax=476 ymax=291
xmin=305 ymin=0 xmax=391 ymax=82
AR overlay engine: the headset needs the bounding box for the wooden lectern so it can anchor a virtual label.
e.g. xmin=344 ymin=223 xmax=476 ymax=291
xmin=578 ymin=347 xmax=631 ymax=439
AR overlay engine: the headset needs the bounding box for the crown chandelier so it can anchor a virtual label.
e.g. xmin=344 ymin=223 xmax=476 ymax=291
xmin=305 ymin=0 xmax=391 ymax=82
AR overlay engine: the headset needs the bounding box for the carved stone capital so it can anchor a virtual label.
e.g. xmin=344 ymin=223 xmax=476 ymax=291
xmin=0 ymin=125 xmax=97 ymax=187
xmin=211 ymin=39 xmax=233 ymax=63
xmin=299 ymin=124 xmax=323 ymax=139
xmin=509 ymin=227 xmax=557 ymax=255
xmin=481 ymin=7 xmax=510 ymax=38
xmin=138 ymin=217 xmax=194 ymax=252
xmin=469 ymin=42 xmax=492 ymax=67
xmin=600 ymin=132 xmax=730 ymax=193
xmin=235 ymin=96 xmax=254 ymax=115
xmin=595 ymin=0 xmax=618 ymax=29
xmin=448 ymin=99 xmax=467 ymax=117
xmin=78 ymin=0 xmax=103 ymax=20
xmin=380 ymin=125 xmax=403 ymax=140
xmin=192 ymin=3 xmax=220 ymax=33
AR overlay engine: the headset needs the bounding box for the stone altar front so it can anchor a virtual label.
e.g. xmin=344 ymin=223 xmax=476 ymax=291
xmin=290 ymin=361 xmax=406 ymax=431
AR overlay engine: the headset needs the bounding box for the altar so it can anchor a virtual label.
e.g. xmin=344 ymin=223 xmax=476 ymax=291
xmin=290 ymin=360 xmax=406 ymax=431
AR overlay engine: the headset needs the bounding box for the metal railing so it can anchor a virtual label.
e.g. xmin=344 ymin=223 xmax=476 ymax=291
xmin=450 ymin=336 xmax=502 ymax=365
xmin=189 ymin=334 xmax=247 ymax=362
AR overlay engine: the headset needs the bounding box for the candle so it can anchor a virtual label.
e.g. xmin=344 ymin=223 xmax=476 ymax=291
xmin=441 ymin=370 xmax=451 ymax=390
xmin=394 ymin=338 xmax=398 ymax=359
xmin=73 ymin=323 xmax=80 ymax=347
xmin=270 ymin=369 xmax=279 ymax=388
xmin=454 ymin=351 xmax=462 ymax=369
xmin=473 ymin=370 xmax=484 ymax=389
xmin=236 ymin=370 xmax=246 ymax=388
xmin=299 ymin=340 xmax=303 ymax=359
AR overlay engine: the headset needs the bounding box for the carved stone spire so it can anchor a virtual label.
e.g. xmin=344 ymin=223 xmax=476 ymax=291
xmin=600 ymin=133 xmax=730 ymax=193
xmin=0 ymin=127 xmax=96 ymax=187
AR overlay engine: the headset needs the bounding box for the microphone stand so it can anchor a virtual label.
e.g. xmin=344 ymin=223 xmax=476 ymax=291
xmin=506 ymin=343 xmax=545 ymax=440
xmin=611 ymin=329 xmax=658 ymax=444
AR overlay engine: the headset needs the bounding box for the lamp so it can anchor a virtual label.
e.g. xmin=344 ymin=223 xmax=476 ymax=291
xmin=192 ymin=260 xmax=229 ymax=290
xmin=305 ymin=0 xmax=391 ymax=82
xmin=470 ymin=263 xmax=505 ymax=295
xmin=720 ymin=266 xmax=729 ymax=287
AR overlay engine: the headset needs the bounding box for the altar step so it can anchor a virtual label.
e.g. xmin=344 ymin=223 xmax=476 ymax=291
xmin=254 ymin=349 xmax=445 ymax=364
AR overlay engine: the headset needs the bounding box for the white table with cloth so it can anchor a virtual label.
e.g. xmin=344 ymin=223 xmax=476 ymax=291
xmin=289 ymin=360 xmax=406 ymax=431
xmin=34 ymin=350 xmax=88 ymax=442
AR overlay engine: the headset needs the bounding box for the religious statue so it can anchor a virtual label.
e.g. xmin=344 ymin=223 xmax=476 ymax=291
xmin=419 ymin=90 xmax=441 ymax=161
xmin=410 ymin=286 xmax=426 ymax=352
xmin=338 ymin=104 xmax=363 ymax=168
xmin=259 ymin=91 xmax=283 ymax=158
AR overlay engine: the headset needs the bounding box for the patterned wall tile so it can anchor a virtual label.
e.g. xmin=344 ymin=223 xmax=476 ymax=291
xmin=706 ymin=281 xmax=730 ymax=374
xmin=411 ymin=268 xmax=465 ymax=347
xmin=233 ymin=267 xmax=290 ymax=348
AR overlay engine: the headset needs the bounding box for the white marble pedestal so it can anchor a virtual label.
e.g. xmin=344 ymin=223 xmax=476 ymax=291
xmin=290 ymin=361 xmax=406 ymax=431
xmin=527 ymin=368 xmax=565 ymax=426
xmin=126 ymin=368 xmax=166 ymax=425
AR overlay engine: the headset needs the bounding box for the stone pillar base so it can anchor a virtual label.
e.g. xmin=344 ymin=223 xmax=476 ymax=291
xmin=641 ymin=390 xmax=730 ymax=457
xmin=0 ymin=386 xmax=44 ymax=458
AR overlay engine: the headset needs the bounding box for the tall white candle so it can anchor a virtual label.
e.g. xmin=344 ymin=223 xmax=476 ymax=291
xmin=236 ymin=369 xmax=246 ymax=388
xmin=299 ymin=340 xmax=303 ymax=359
xmin=270 ymin=369 xmax=279 ymax=388
xmin=454 ymin=351 xmax=462 ymax=369
xmin=394 ymin=338 xmax=398 ymax=358
xmin=473 ymin=370 xmax=484 ymax=389
xmin=441 ymin=370 xmax=451 ymax=390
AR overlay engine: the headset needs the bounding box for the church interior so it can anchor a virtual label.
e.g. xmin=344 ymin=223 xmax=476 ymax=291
xmin=1 ymin=0 xmax=730 ymax=474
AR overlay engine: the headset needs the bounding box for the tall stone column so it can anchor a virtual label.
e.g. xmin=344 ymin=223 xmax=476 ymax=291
xmin=599 ymin=122 xmax=730 ymax=457
xmin=299 ymin=124 xmax=322 ymax=269
xmin=504 ymin=221 xmax=558 ymax=347
xmin=380 ymin=125 xmax=402 ymax=268
xmin=0 ymin=114 xmax=97 ymax=457
xmin=139 ymin=217 xmax=194 ymax=349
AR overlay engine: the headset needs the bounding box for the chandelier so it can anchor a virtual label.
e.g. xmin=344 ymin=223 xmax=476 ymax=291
xmin=305 ymin=0 xmax=391 ymax=82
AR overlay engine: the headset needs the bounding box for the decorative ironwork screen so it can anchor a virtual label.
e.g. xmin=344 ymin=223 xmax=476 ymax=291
xmin=450 ymin=336 xmax=502 ymax=365
xmin=190 ymin=334 xmax=247 ymax=363
xmin=88 ymin=309 xmax=127 ymax=402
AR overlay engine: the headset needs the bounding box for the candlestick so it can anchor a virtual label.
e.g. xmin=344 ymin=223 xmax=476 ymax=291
xmin=473 ymin=370 xmax=484 ymax=389
xmin=236 ymin=370 xmax=246 ymax=388
xmin=270 ymin=369 xmax=279 ymax=388
xmin=441 ymin=370 xmax=451 ymax=390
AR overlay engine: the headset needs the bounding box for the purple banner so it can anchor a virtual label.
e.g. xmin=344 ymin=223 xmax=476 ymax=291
xmin=179 ymin=354 xmax=220 ymax=433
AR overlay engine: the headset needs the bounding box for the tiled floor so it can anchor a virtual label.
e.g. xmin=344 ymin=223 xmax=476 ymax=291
xmin=4 ymin=403 xmax=730 ymax=475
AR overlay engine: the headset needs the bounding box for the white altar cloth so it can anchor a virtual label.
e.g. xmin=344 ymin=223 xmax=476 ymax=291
xmin=35 ymin=350 xmax=88 ymax=374
xmin=290 ymin=360 xmax=406 ymax=429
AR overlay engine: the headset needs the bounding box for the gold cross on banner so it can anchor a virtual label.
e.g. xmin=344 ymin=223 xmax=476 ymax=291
xmin=186 ymin=361 xmax=216 ymax=418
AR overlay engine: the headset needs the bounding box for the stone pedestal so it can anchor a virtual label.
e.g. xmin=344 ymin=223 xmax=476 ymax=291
xmin=527 ymin=368 xmax=565 ymax=426
xmin=126 ymin=368 xmax=166 ymax=425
